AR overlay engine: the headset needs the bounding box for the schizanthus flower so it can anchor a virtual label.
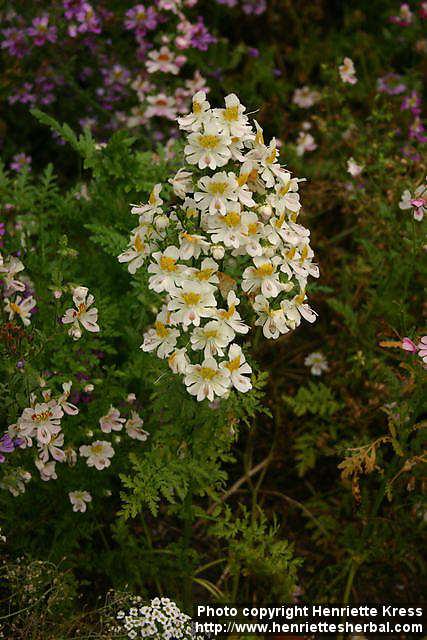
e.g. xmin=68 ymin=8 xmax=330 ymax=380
xmin=119 ymin=92 xmax=319 ymax=401
xmin=62 ymin=286 xmax=100 ymax=339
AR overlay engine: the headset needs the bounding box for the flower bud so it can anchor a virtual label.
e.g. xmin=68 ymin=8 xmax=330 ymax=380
xmin=258 ymin=204 xmax=273 ymax=221
xmin=211 ymin=244 xmax=225 ymax=260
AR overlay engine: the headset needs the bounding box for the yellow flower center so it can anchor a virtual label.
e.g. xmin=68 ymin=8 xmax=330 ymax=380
xmin=266 ymin=147 xmax=277 ymax=164
xmin=224 ymin=211 xmax=241 ymax=227
xmin=196 ymin=268 xmax=215 ymax=281
xmin=203 ymin=329 xmax=218 ymax=339
xmin=223 ymin=105 xmax=239 ymax=122
xmin=219 ymin=304 xmax=235 ymax=320
xmin=274 ymin=214 xmax=286 ymax=228
xmin=295 ymin=291 xmax=305 ymax=306
xmin=246 ymin=222 xmax=259 ymax=236
xmin=155 ymin=321 xmax=170 ymax=338
xmin=182 ymin=232 xmax=199 ymax=244
xmin=198 ymin=134 xmax=220 ymax=149
xmin=278 ymin=182 xmax=290 ymax=197
xmin=186 ymin=207 xmax=197 ymax=218
xmin=148 ymin=189 xmax=158 ymax=205
xmin=77 ymin=303 xmax=87 ymax=317
xmin=300 ymin=245 xmax=309 ymax=261
xmin=237 ymin=173 xmax=250 ymax=186
xmin=208 ymin=181 xmax=229 ymax=195
xmin=193 ymin=101 xmax=201 ymax=114
xmin=226 ymin=356 xmax=241 ymax=373
xmin=134 ymin=235 xmax=145 ymax=253
xmin=182 ymin=292 xmax=202 ymax=306
xmin=254 ymin=263 xmax=274 ymax=277
xmin=9 ymin=302 xmax=21 ymax=315
xmin=200 ymin=366 xmax=217 ymax=380
xmin=160 ymin=256 xmax=177 ymax=272
xmin=286 ymin=247 xmax=296 ymax=260
xmin=91 ymin=444 xmax=104 ymax=455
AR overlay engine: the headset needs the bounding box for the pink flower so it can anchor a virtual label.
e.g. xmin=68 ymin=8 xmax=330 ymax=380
xmin=401 ymin=337 xmax=418 ymax=353
xmin=417 ymin=336 xmax=427 ymax=363
xmin=390 ymin=3 xmax=413 ymax=26
xmin=27 ymin=15 xmax=57 ymax=46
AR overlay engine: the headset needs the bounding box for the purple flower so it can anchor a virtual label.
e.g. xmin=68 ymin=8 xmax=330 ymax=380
xmin=216 ymin=0 xmax=238 ymax=6
xmin=377 ymin=73 xmax=406 ymax=95
xmin=0 ymin=434 xmax=16 ymax=463
xmin=248 ymin=47 xmax=260 ymax=57
xmin=1 ymin=27 xmax=28 ymax=58
xmin=10 ymin=153 xmax=32 ymax=173
xmin=401 ymin=90 xmax=422 ymax=116
xmin=8 ymin=82 xmax=36 ymax=106
xmin=75 ymin=3 xmax=101 ymax=35
xmin=409 ymin=117 xmax=427 ymax=143
xmin=242 ymin=0 xmax=267 ymax=15
xmin=186 ymin=17 xmax=216 ymax=51
xmin=124 ymin=4 xmax=158 ymax=33
xmin=27 ymin=15 xmax=57 ymax=46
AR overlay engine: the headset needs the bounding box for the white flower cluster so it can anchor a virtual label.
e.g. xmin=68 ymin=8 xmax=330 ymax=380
xmin=112 ymin=596 xmax=203 ymax=640
xmin=118 ymin=92 xmax=318 ymax=402
xmin=7 ymin=383 xmax=80 ymax=484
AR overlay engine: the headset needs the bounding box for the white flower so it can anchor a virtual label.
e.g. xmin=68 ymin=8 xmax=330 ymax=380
xmin=178 ymin=232 xmax=210 ymax=260
xmin=168 ymin=282 xmax=217 ymax=328
xmin=213 ymin=93 xmax=254 ymax=139
xmin=195 ymin=172 xmax=238 ymax=215
xmin=270 ymin=174 xmax=302 ymax=216
xmin=292 ymin=86 xmax=320 ymax=108
xmin=399 ymin=181 xmax=426 ymax=221
xmin=69 ymin=490 xmax=92 ymax=513
xmin=399 ymin=189 xmax=413 ymax=210
xmin=167 ymin=347 xmax=190 ymax=374
xmin=253 ymin=295 xmax=289 ymax=339
xmin=296 ymin=131 xmax=317 ymax=156
xmin=62 ymin=286 xmax=99 ymax=339
xmin=248 ymin=137 xmax=287 ymax=188
xmin=99 ymin=406 xmax=125 ymax=433
xmin=58 ymin=381 xmax=79 ymax=416
xmin=79 ymin=440 xmax=115 ymax=470
xmin=168 ymin=168 xmax=193 ymax=198
xmin=186 ymin=257 xmax=219 ymax=289
xmin=35 ymin=459 xmax=57 ymax=481
xmin=125 ymin=411 xmax=150 ymax=441
xmin=144 ymin=93 xmax=177 ymax=120
xmin=18 ymin=400 xmax=63 ymax=445
xmin=190 ymin=320 xmax=233 ymax=357
xmin=118 ymin=228 xmax=151 ymax=274
xmin=184 ymin=357 xmax=230 ymax=401
xmin=304 ymin=351 xmax=329 ymax=376
xmin=131 ymin=184 xmax=163 ymax=219
xmin=347 ymin=157 xmax=363 ymax=177
xmin=141 ymin=317 xmax=180 ymax=358
xmin=0 ymin=256 xmax=25 ymax=292
xmin=242 ymin=256 xmax=282 ymax=298
xmin=281 ymin=291 xmax=317 ymax=326
xmin=207 ymin=202 xmax=244 ymax=248
xmin=221 ymin=343 xmax=252 ymax=393
xmin=216 ymin=290 xmax=250 ymax=334
xmin=339 ymin=57 xmax=357 ymax=84
xmin=185 ymin=122 xmax=231 ymax=170
xmin=148 ymin=246 xmax=184 ymax=293
xmin=4 ymin=295 xmax=36 ymax=326
xmin=177 ymin=90 xmax=211 ymax=132
xmin=146 ymin=46 xmax=185 ymax=75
